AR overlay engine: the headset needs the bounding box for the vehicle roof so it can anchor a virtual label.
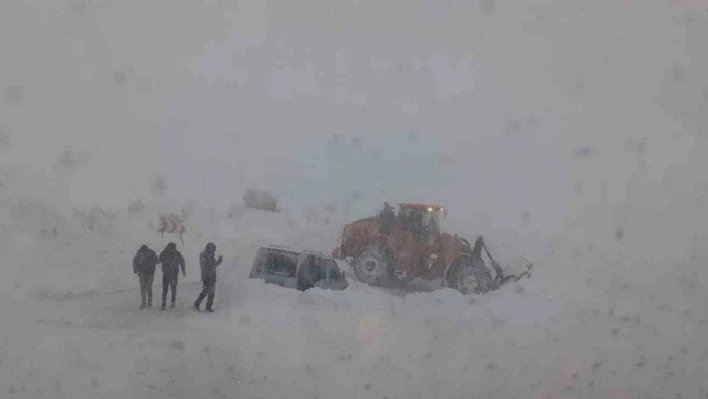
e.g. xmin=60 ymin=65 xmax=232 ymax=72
xmin=260 ymin=244 xmax=300 ymax=252
xmin=259 ymin=245 xmax=334 ymax=259
xmin=397 ymin=202 xmax=445 ymax=210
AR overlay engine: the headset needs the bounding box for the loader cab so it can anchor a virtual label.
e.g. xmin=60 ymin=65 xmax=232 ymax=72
xmin=396 ymin=203 xmax=445 ymax=243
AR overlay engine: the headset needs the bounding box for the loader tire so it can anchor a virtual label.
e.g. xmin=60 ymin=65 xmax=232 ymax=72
xmin=352 ymin=246 xmax=394 ymax=287
xmin=447 ymin=255 xmax=495 ymax=295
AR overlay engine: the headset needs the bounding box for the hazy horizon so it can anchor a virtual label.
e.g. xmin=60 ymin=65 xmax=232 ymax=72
xmin=2 ymin=1 xmax=708 ymax=398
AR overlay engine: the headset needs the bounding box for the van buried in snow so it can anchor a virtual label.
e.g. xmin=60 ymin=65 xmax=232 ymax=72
xmin=249 ymin=245 xmax=349 ymax=291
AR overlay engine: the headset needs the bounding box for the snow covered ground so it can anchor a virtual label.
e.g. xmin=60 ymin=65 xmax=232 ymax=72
xmin=2 ymin=174 xmax=707 ymax=398
xmin=3 ymin=0 xmax=708 ymax=398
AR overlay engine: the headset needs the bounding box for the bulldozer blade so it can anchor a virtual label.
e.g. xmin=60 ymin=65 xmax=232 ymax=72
xmin=499 ymin=257 xmax=533 ymax=285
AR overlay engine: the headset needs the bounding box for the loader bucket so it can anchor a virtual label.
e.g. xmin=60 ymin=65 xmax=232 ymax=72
xmin=495 ymin=257 xmax=534 ymax=286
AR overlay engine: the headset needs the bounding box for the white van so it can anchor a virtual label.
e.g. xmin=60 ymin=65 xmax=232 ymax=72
xmin=249 ymin=245 xmax=349 ymax=291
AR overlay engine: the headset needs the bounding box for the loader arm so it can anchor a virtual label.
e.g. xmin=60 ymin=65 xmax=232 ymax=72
xmin=481 ymin=240 xmax=505 ymax=283
xmin=457 ymin=236 xmax=513 ymax=285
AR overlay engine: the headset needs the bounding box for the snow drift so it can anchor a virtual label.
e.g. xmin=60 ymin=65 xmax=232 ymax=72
xmin=2 ymin=0 xmax=708 ymax=398
xmin=2 ymin=163 xmax=708 ymax=398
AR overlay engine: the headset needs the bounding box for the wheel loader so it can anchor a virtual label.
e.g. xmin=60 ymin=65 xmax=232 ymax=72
xmin=331 ymin=203 xmax=533 ymax=295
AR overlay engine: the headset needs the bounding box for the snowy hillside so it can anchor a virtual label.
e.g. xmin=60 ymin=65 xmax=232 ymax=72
xmin=2 ymin=164 xmax=708 ymax=398
xmin=3 ymin=0 xmax=708 ymax=398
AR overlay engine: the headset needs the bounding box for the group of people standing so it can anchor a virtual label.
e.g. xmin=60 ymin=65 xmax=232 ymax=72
xmin=132 ymin=242 xmax=223 ymax=312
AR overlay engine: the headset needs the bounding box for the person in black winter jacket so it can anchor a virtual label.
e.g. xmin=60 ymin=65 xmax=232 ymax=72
xmin=194 ymin=242 xmax=223 ymax=312
xmin=159 ymin=242 xmax=186 ymax=310
xmin=379 ymin=202 xmax=395 ymax=236
xmin=133 ymin=244 xmax=160 ymax=309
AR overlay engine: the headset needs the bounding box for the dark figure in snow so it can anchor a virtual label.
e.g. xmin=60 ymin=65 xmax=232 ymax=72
xmin=133 ymin=244 xmax=160 ymax=309
xmin=379 ymin=202 xmax=395 ymax=236
xmin=194 ymin=242 xmax=223 ymax=312
xmin=159 ymin=242 xmax=186 ymax=310
xmin=409 ymin=209 xmax=425 ymax=240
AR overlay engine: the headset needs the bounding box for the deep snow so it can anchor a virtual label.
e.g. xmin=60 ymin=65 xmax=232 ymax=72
xmin=2 ymin=177 xmax=708 ymax=398
xmin=3 ymin=0 xmax=708 ymax=398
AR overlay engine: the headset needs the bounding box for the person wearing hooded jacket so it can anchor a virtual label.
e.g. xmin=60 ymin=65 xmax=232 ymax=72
xmin=379 ymin=202 xmax=395 ymax=236
xmin=159 ymin=242 xmax=186 ymax=310
xmin=194 ymin=242 xmax=223 ymax=312
xmin=133 ymin=244 xmax=160 ymax=309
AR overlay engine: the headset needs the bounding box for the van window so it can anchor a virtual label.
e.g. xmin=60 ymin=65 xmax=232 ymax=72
xmin=264 ymin=251 xmax=298 ymax=277
xmin=254 ymin=249 xmax=267 ymax=272
xmin=299 ymin=255 xmax=324 ymax=282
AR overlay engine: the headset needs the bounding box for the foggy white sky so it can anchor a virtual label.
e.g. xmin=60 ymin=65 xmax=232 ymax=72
xmin=3 ymin=2 xmax=708 ymax=398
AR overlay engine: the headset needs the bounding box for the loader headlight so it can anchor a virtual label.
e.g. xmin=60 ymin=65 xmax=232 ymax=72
xmin=428 ymin=207 xmax=433 ymax=211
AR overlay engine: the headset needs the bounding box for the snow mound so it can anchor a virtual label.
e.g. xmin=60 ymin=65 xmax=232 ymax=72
xmin=2 ymin=176 xmax=707 ymax=399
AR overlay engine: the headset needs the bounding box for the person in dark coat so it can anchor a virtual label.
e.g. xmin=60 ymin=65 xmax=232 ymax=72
xmin=379 ymin=202 xmax=396 ymax=236
xmin=194 ymin=242 xmax=223 ymax=312
xmin=133 ymin=244 xmax=160 ymax=309
xmin=159 ymin=242 xmax=186 ymax=310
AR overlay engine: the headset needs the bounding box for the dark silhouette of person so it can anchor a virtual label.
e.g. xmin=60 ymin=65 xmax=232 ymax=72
xmin=194 ymin=242 xmax=223 ymax=312
xmin=159 ymin=242 xmax=186 ymax=310
xmin=132 ymin=244 xmax=160 ymax=309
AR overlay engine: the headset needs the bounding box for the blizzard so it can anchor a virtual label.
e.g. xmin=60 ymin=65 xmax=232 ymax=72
xmin=2 ymin=0 xmax=708 ymax=398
